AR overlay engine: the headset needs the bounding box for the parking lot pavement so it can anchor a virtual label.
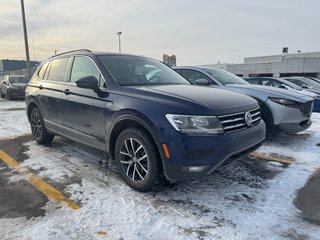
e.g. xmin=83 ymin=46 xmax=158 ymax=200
xmin=0 ymin=98 xmax=320 ymax=240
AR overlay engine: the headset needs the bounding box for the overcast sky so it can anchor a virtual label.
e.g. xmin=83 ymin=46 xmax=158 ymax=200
xmin=1 ymin=0 xmax=320 ymax=65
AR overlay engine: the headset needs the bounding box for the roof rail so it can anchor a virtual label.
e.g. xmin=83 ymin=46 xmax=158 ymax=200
xmin=52 ymin=49 xmax=92 ymax=58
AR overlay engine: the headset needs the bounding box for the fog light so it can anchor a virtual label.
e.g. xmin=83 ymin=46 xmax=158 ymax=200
xmin=181 ymin=166 xmax=207 ymax=172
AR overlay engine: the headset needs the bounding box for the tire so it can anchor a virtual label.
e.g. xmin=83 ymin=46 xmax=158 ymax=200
xmin=0 ymin=90 xmax=4 ymax=98
xmin=115 ymin=128 xmax=160 ymax=192
xmin=6 ymin=90 xmax=12 ymax=100
xmin=30 ymin=108 xmax=54 ymax=144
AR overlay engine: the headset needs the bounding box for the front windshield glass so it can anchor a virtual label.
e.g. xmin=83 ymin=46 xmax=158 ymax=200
xmin=279 ymin=79 xmax=302 ymax=90
xmin=98 ymin=55 xmax=190 ymax=86
xmin=300 ymin=78 xmax=320 ymax=88
xmin=203 ymin=68 xmax=249 ymax=85
xmin=9 ymin=76 xmax=28 ymax=83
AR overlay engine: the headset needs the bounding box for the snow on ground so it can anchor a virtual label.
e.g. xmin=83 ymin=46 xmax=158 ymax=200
xmin=0 ymin=97 xmax=320 ymax=239
xmin=0 ymin=98 xmax=25 ymax=110
xmin=0 ymin=99 xmax=29 ymax=139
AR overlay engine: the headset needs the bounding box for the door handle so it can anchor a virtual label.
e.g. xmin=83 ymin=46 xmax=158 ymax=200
xmin=63 ymin=89 xmax=71 ymax=95
xmin=39 ymin=85 xmax=43 ymax=90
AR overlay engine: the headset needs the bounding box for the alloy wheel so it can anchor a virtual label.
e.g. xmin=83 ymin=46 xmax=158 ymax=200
xmin=31 ymin=110 xmax=43 ymax=139
xmin=119 ymin=138 xmax=149 ymax=182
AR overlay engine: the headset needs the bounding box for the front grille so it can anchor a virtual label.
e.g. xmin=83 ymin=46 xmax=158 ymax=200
xmin=296 ymin=101 xmax=313 ymax=117
xmin=218 ymin=108 xmax=261 ymax=134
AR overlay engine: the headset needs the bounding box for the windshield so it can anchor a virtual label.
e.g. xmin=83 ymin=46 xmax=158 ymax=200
xmin=98 ymin=55 xmax=190 ymax=86
xmin=203 ymin=68 xmax=249 ymax=85
xmin=299 ymin=78 xmax=320 ymax=88
xmin=9 ymin=76 xmax=28 ymax=83
xmin=285 ymin=77 xmax=320 ymax=88
xmin=279 ymin=79 xmax=302 ymax=90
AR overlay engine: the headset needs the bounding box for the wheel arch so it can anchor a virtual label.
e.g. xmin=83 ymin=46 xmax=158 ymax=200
xmin=107 ymin=112 xmax=165 ymax=171
xmin=254 ymin=98 xmax=274 ymax=126
xmin=26 ymin=99 xmax=41 ymax=122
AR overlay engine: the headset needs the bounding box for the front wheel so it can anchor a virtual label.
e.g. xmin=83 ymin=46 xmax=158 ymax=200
xmin=115 ymin=128 xmax=160 ymax=192
xmin=6 ymin=90 xmax=12 ymax=100
xmin=30 ymin=108 xmax=54 ymax=144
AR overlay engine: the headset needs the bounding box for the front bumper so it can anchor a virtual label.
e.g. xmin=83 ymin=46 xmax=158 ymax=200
xmin=161 ymin=120 xmax=266 ymax=182
xmin=313 ymin=99 xmax=320 ymax=113
xmin=8 ymin=88 xmax=26 ymax=99
xmin=265 ymin=99 xmax=313 ymax=133
xmin=275 ymin=120 xmax=312 ymax=134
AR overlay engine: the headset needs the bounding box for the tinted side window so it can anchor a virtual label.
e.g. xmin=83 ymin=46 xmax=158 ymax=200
xmin=246 ymin=79 xmax=260 ymax=85
xmin=38 ymin=62 xmax=49 ymax=79
xmin=70 ymin=56 xmax=105 ymax=87
xmin=261 ymin=79 xmax=274 ymax=87
xmin=174 ymin=69 xmax=182 ymax=75
xmin=291 ymin=80 xmax=304 ymax=87
xmin=181 ymin=69 xmax=212 ymax=84
xmin=271 ymin=80 xmax=282 ymax=87
xmin=47 ymin=58 xmax=70 ymax=82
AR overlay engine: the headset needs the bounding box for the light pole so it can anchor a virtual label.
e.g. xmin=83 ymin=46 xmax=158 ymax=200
xmin=116 ymin=31 xmax=122 ymax=53
xmin=20 ymin=0 xmax=31 ymax=80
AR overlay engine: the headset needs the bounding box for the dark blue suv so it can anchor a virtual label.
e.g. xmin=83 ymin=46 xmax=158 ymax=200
xmin=25 ymin=50 xmax=266 ymax=192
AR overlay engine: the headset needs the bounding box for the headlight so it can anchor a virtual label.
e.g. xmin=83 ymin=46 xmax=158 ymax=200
xmin=269 ymin=98 xmax=297 ymax=106
xmin=165 ymin=114 xmax=224 ymax=135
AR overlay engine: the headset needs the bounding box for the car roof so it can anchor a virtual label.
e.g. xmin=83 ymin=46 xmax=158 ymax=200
xmin=48 ymin=49 xmax=150 ymax=61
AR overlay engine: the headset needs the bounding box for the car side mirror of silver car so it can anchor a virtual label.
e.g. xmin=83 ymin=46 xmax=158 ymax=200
xmin=301 ymin=84 xmax=309 ymax=89
xmin=194 ymin=78 xmax=211 ymax=86
xmin=278 ymin=84 xmax=287 ymax=89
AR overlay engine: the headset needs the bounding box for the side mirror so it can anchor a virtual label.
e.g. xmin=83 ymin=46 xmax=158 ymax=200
xmin=301 ymin=84 xmax=309 ymax=89
xmin=76 ymin=76 xmax=99 ymax=91
xmin=194 ymin=78 xmax=211 ymax=86
xmin=278 ymin=84 xmax=287 ymax=89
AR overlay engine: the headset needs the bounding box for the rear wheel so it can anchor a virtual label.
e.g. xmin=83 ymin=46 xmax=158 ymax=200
xmin=30 ymin=108 xmax=54 ymax=144
xmin=115 ymin=128 xmax=160 ymax=192
xmin=6 ymin=90 xmax=12 ymax=100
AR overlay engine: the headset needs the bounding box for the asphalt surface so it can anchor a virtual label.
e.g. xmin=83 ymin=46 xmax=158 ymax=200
xmin=1 ymin=134 xmax=320 ymax=226
xmin=0 ymin=135 xmax=48 ymax=219
xmin=295 ymin=170 xmax=320 ymax=225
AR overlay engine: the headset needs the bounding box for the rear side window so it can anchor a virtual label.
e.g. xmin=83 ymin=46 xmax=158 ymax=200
xmin=38 ymin=62 xmax=49 ymax=79
xmin=47 ymin=58 xmax=70 ymax=81
xmin=246 ymin=79 xmax=260 ymax=85
xmin=261 ymin=79 xmax=274 ymax=87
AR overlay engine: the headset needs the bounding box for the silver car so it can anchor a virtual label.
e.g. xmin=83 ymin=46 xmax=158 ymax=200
xmin=174 ymin=67 xmax=314 ymax=134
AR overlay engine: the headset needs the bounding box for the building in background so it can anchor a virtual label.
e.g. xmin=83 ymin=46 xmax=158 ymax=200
xmin=0 ymin=59 xmax=38 ymax=77
xmin=202 ymin=48 xmax=320 ymax=78
xmin=163 ymin=54 xmax=176 ymax=67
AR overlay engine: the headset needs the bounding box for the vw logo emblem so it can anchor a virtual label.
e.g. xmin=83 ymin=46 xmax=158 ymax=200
xmin=245 ymin=111 xmax=253 ymax=127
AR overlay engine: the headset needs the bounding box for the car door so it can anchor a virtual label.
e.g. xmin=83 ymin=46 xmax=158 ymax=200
xmin=36 ymin=58 xmax=70 ymax=133
xmin=62 ymin=55 xmax=111 ymax=151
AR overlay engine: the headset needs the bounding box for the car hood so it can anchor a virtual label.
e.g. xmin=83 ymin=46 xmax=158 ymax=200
xmin=223 ymin=84 xmax=313 ymax=103
xmin=305 ymin=88 xmax=320 ymax=95
xmin=122 ymin=84 xmax=258 ymax=115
